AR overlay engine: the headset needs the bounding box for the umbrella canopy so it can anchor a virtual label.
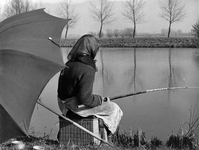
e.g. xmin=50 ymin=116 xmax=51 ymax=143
xmin=0 ymin=9 xmax=68 ymax=144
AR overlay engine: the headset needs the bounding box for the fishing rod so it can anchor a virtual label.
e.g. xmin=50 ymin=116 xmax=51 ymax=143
xmin=110 ymin=86 xmax=199 ymax=100
xmin=77 ymin=86 xmax=199 ymax=109
xmin=36 ymin=100 xmax=114 ymax=148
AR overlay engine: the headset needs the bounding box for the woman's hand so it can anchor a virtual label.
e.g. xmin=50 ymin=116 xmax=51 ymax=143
xmin=103 ymin=97 xmax=110 ymax=102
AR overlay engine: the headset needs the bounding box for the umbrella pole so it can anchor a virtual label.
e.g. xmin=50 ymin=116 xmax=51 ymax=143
xmin=36 ymin=100 xmax=114 ymax=148
xmin=110 ymin=86 xmax=199 ymax=100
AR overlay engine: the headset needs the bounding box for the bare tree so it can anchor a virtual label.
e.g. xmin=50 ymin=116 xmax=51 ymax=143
xmin=56 ymin=0 xmax=80 ymax=39
xmin=192 ymin=20 xmax=199 ymax=38
xmin=122 ymin=0 xmax=145 ymax=38
xmin=159 ymin=0 xmax=186 ymax=38
xmin=90 ymin=0 xmax=115 ymax=38
xmin=106 ymin=29 xmax=113 ymax=38
xmin=113 ymin=29 xmax=119 ymax=38
xmin=3 ymin=0 xmax=37 ymax=19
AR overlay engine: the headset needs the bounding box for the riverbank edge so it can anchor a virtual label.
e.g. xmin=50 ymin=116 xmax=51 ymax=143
xmin=61 ymin=37 xmax=199 ymax=48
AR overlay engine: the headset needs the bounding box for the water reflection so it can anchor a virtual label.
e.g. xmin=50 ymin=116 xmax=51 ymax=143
xmin=95 ymin=48 xmax=199 ymax=141
xmin=31 ymin=47 xmax=199 ymax=141
xmin=160 ymin=49 xmax=186 ymax=101
xmin=125 ymin=49 xmax=143 ymax=91
xmin=193 ymin=50 xmax=199 ymax=69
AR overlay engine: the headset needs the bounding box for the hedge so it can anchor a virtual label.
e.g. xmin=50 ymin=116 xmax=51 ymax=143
xmin=61 ymin=37 xmax=199 ymax=48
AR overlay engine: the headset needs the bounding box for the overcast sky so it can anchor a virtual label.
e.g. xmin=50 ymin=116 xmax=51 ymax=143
xmin=1 ymin=0 xmax=123 ymax=4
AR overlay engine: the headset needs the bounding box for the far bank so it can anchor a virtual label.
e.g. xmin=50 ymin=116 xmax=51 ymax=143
xmin=61 ymin=37 xmax=199 ymax=48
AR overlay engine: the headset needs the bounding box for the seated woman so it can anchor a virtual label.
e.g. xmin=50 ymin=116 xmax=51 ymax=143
xmin=57 ymin=34 xmax=123 ymax=136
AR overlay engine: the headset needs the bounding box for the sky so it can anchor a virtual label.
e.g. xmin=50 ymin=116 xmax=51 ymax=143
xmin=0 ymin=0 xmax=88 ymax=7
xmin=1 ymin=0 xmax=122 ymax=4
xmin=1 ymin=0 xmax=199 ymax=37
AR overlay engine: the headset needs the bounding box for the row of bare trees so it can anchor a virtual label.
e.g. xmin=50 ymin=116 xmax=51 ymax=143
xmin=0 ymin=0 xmax=187 ymax=38
xmin=2 ymin=0 xmax=38 ymax=18
xmin=56 ymin=0 xmax=186 ymax=38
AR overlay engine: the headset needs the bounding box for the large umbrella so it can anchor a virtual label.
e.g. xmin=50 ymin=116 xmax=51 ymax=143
xmin=0 ymin=9 xmax=68 ymax=144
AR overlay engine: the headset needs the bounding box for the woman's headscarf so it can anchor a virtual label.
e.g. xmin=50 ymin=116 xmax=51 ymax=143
xmin=67 ymin=34 xmax=100 ymax=61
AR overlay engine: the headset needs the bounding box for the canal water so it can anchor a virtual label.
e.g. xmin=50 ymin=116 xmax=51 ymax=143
xmin=30 ymin=48 xmax=199 ymax=141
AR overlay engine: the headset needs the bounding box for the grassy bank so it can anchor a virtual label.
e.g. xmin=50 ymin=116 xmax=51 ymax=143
xmin=61 ymin=37 xmax=199 ymax=48
xmin=1 ymin=127 xmax=198 ymax=150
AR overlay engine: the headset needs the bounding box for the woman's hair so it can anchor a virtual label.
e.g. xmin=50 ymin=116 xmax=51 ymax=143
xmin=67 ymin=34 xmax=100 ymax=61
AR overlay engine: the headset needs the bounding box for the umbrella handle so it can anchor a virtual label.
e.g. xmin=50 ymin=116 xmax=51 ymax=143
xmin=48 ymin=37 xmax=61 ymax=48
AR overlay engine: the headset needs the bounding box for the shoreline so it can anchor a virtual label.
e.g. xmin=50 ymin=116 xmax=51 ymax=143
xmin=61 ymin=37 xmax=199 ymax=48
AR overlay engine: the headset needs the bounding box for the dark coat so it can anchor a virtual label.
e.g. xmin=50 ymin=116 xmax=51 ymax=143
xmin=57 ymin=55 xmax=103 ymax=108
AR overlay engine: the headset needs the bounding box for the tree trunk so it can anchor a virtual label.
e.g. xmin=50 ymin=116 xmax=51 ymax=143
xmin=168 ymin=22 xmax=171 ymax=38
xmin=99 ymin=23 xmax=103 ymax=38
xmin=133 ymin=21 xmax=136 ymax=38
xmin=65 ymin=24 xmax=69 ymax=39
